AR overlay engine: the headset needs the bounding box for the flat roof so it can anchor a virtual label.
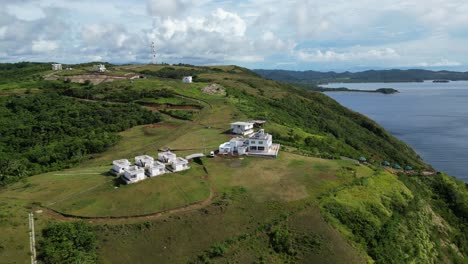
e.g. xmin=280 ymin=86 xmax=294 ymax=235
xmin=231 ymin=122 xmax=254 ymax=126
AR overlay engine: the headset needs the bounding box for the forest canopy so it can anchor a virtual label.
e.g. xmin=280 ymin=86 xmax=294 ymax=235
xmin=0 ymin=92 xmax=160 ymax=185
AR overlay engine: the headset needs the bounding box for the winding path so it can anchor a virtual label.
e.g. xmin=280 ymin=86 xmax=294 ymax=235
xmin=40 ymin=187 xmax=215 ymax=223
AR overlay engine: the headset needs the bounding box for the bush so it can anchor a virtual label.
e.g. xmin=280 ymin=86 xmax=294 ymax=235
xmin=38 ymin=222 xmax=97 ymax=264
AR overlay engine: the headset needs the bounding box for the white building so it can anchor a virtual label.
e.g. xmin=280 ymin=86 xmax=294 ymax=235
xmin=171 ymin=157 xmax=190 ymax=172
xmin=248 ymin=129 xmax=272 ymax=153
xmin=122 ymin=165 xmax=146 ymax=184
xmin=218 ymin=129 xmax=280 ymax=158
xmin=182 ymin=76 xmax=193 ymax=83
xmin=219 ymin=138 xmax=248 ymax=155
xmin=158 ymin=151 xmax=177 ymax=164
xmin=231 ymin=122 xmax=254 ymax=136
xmin=146 ymin=161 xmax=166 ymax=177
xmin=134 ymin=155 xmax=154 ymax=169
xmin=111 ymin=159 xmax=130 ymax=175
xmin=93 ymin=64 xmax=106 ymax=72
xmin=51 ymin=63 xmax=62 ymax=71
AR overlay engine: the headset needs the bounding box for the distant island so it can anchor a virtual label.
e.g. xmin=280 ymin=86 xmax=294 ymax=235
xmin=319 ymin=87 xmax=399 ymax=94
xmin=254 ymin=69 xmax=468 ymax=84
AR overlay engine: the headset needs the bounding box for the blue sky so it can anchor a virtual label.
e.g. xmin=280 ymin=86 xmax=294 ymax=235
xmin=1 ymin=0 xmax=468 ymax=71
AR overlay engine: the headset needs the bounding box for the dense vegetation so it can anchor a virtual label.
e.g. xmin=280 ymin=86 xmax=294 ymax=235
xmin=0 ymin=92 xmax=160 ymax=185
xmin=255 ymin=69 xmax=468 ymax=83
xmin=0 ymin=62 xmax=50 ymax=84
xmin=38 ymin=222 xmax=97 ymax=264
xmin=320 ymin=172 xmax=468 ymax=263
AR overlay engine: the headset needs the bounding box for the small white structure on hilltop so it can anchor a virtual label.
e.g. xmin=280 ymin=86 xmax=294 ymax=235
xmin=219 ymin=138 xmax=248 ymax=155
xmin=182 ymin=76 xmax=193 ymax=83
xmin=111 ymin=159 xmax=130 ymax=175
xmin=122 ymin=165 xmax=146 ymax=184
xmin=231 ymin=122 xmax=254 ymax=136
xmin=158 ymin=151 xmax=177 ymax=164
xmin=51 ymin=63 xmax=62 ymax=71
xmin=146 ymin=161 xmax=166 ymax=177
xmin=134 ymin=155 xmax=154 ymax=169
xmin=171 ymin=157 xmax=190 ymax=172
xmin=93 ymin=64 xmax=106 ymax=72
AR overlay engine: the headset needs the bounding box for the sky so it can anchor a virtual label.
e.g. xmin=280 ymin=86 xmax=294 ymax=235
xmin=1 ymin=0 xmax=468 ymax=71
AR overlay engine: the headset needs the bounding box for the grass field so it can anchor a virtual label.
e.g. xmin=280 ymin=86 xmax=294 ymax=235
xmin=0 ymin=65 xmax=376 ymax=263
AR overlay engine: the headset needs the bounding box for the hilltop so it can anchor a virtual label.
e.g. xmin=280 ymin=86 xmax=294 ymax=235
xmin=0 ymin=62 xmax=466 ymax=263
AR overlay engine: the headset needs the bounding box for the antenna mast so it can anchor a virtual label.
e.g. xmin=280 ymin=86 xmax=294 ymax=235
xmin=151 ymin=41 xmax=156 ymax=64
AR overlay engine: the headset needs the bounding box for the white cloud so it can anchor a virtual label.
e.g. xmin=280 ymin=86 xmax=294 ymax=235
xmin=417 ymin=59 xmax=462 ymax=67
xmin=32 ymin=40 xmax=58 ymax=52
xmin=1 ymin=0 xmax=468 ymax=70
xmin=296 ymin=48 xmax=400 ymax=62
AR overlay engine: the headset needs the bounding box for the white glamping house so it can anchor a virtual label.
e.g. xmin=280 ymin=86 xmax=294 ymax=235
xmin=231 ymin=122 xmax=254 ymax=136
xmin=146 ymin=161 xmax=166 ymax=177
xmin=219 ymin=138 xmax=248 ymax=155
xmin=171 ymin=157 xmax=190 ymax=172
xmin=51 ymin=63 xmax=62 ymax=71
xmin=134 ymin=155 xmax=154 ymax=169
xmin=158 ymin=151 xmax=177 ymax=164
xmin=122 ymin=165 xmax=146 ymax=184
xmin=182 ymin=76 xmax=193 ymax=83
xmin=93 ymin=64 xmax=106 ymax=72
xmin=248 ymin=129 xmax=272 ymax=152
xmin=218 ymin=127 xmax=280 ymax=158
xmin=112 ymin=159 xmax=130 ymax=175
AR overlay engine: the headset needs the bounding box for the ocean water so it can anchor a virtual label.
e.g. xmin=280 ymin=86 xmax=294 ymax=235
xmin=323 ymin=81 xmax=468 ymax=182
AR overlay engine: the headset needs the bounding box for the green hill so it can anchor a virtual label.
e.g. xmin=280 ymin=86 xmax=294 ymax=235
xmin=0 ymin=63 xmax=466 ymax=263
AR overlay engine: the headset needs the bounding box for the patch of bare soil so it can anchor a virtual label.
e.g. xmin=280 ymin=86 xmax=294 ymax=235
xmin=201 ymin=83 xmax=226 ymax=95
xmin=64 ymin=75 xmax=127 ymax=85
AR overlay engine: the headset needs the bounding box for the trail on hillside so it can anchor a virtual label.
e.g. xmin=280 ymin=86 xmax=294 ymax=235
xmin=40 ymin=186 xmax=215 ymax=223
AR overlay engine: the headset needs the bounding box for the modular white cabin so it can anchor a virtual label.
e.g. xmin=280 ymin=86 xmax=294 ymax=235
xmin=135 ymin=155 xmax=154 ymax=169
xmin=182 ymin=76 xmax=193 ymax=83
xmin=158 ymin=151 xmax=177 ymax=164
xmin=146 ymin=161 xmax=166 ymax=177
xmin=171 ymin=157 xmax=190 ymax=172
xmin=112 ymin=159 xmax=130 ymax=175
xmin=122 ymin=165 xmax=146 ymax=184
xmin=51 ymin=63 xmax=62 ymax=71
xmin=93 ymin=64 xmax=106 ymax=72
xmin=218 ymin=138 xmax=248 ymax=155
xmin=248 ymin=129 xmax=272 ymax=153
xmin=231 ymin=122 xmax=254 ymax=135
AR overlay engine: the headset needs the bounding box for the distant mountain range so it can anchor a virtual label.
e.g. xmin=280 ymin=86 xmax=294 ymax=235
xmin=254 ymin=69 xmax=468 ymax=83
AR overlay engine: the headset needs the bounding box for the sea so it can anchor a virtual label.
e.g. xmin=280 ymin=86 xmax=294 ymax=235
xmin=322 ymin=81 xmax=468 ymax=182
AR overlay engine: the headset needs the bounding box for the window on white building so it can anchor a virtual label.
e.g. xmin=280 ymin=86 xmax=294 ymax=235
xmin=251 ymin=141 xmax=256 ymax=144
xmin=259 ymin=141 xmax=263 ymax=144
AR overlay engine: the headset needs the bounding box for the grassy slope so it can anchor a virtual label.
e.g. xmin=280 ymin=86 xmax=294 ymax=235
xmin=0 ymin=63 xmax=466 ymax=263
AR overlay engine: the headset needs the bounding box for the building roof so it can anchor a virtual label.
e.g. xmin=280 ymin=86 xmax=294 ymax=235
xmin=231 ymin=121 xmax=254 ymax=126
xmin=125 ymin=165 xmax=144 ymax=174
xmin=249 ymin=129 xmax=271 ymax=140
xmin=135 ymin=155 xmax=154 ymax=162
xmin=149 ymin=161 xmax=166 ymax=168
xmin=219 ymin=142 xmax=231 ymax=149
xmin=159 ymin=151 xmax=176 ymax=157
xmin=174 ymin=157 xmax=188 ymax=164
